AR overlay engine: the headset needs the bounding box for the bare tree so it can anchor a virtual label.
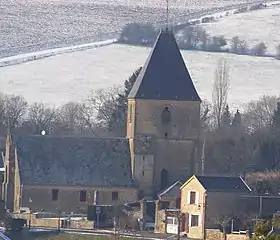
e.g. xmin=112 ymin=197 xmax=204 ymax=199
xmin=230 ymin=36 xmax=248 ymax=54
xmin=238 ymin=40 xmax=248 ymax=54
xmin=76 ymin=102 xmax=99 ymax=136
xmin=2 ymin=95 xmax=28 ymax=129
xmin=79 ymin=86 xmax=122 ymax=135
xmin=27 ymin=102 xmax=57 ymax=134
xmin=200 ymin=99 xmax=213 ymax=129
xmin=243 ymin=95 xmax=279 ymax=133
xmin=0 ymin=94 xmax=5 ymax=122
xmin=231 ymin=36 xmax=240 ymax=53
xmin=54 ymin=102 xmax=84 ymax=135
xmin=212 ymin=58 xmax=230 ymax=127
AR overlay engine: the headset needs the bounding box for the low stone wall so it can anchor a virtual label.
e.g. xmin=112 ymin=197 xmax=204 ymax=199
xmin=227 ymin=233 xmax=250 ymax=240
xmin=206 ymin=229 xmax=250 ymax=240
xmin=13 ymin=213 xmax=93 ymax=229
xmin=156 ymin=210 xmax=166 ymax=234
xmin=206 ymin=229 xmax=223 ymax=240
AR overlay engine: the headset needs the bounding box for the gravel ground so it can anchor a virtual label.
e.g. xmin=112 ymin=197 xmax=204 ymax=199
xmin=0 ymin=0 xmax=264 ymax=58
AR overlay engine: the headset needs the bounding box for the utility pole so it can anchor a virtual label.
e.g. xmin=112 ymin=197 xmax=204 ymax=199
xmin=57 ymin=209 xmax=61 ymax=232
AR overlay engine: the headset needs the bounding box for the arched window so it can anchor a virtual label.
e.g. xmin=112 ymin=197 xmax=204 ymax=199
xmin=161 ymin=107 xmax=171 ymax=125
xmin=160 ymin=168 xmax=169 ymax=190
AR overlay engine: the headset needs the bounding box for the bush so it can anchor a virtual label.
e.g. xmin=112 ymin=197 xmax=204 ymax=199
xmin=250 ymin=42 xmax=267 ymax=56
xmin=118 ymin=23 xmax=158 ymax=45
xmin=234 ymin=7 xmax=248 ymax=14
xmin=201 ymin=16 xmax=215 ymax=23
xmin=254 ymin=221 xmax=271 ymax=239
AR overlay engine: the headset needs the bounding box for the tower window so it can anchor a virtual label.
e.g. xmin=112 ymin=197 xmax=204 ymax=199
xmin=112 ymin=192 xmax=119 ymax=201
xmin=165 ymin=133 xmax=168 ymax=138
xmin=52 ymin=189 xmax=59 ymax=201
xmin=161 ymin=107 xmax=171 ymax=124
xmin=80 ymin=190 xmax=87 ymax=202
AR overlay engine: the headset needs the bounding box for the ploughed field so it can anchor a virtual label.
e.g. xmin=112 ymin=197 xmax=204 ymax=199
xmin=0 ymin=0 xmax=263 ymax=58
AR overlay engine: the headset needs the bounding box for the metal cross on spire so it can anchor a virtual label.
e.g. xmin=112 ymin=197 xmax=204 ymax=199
xmin=165 ymin=0 xmax=169 ymax=30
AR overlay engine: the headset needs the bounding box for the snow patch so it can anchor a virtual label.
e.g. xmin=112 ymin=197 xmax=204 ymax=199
xmin=0 ymin=39 xmax=117 ymax=68
xmin=29 ymin=228 xmax=53 ymax=232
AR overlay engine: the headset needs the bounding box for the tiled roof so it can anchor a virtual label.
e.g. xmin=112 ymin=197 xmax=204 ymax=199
xmin=128 ymin=29 xmax=201 ymax=101
xmin=196 ymin=176 xmax=251 ymax=193
xmin=14 ymin=135 xmax=134 ymax=187
xmin=157 ymin=181 xmax=182 ymax=199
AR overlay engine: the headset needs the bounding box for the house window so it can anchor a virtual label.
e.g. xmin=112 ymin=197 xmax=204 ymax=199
xmin=167 ymin=217 xmax=178 ymax=225
xmin=52 ymin=189 xmax=59 ymax=201
xmin=112 ymin=192 xmax=118 ymax=201
xmin=190 ymin=214 xmax=199 ymax=227
xmin=189 ymin=191 xmax=198 ymax=204
xmin=80 ymin=190 xmax=87 ymax=202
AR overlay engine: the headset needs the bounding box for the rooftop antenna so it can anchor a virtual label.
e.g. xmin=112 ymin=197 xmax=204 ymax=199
xmin=165 ymin=0 xmax=169 ymax=30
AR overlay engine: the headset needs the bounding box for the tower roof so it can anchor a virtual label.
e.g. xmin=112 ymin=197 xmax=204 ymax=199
xmin=128 ymin=29 xmax=201 ymax=101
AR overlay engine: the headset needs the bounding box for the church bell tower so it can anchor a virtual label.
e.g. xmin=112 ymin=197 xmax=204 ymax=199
xmin=126 ymin=29 xmax=201 ymax=196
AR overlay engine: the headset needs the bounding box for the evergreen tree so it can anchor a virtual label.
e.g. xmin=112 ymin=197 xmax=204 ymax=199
xmin=232 ymin=109 xmax=242 ymax=127
xmin=221 ymin=104 xmax=231 ymax=127
xmin=272 ymin=102 xmax=280 ymax=128
xmin=107 ymin=67 xmax=142 ymax=135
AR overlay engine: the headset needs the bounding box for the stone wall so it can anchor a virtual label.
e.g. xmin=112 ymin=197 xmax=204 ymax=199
xmin=227 ymin=234 xmax=250 ymax=240
xmin=205 ymin=229 xmax=250 ymax=240
xmin=156 ymin=210 xmax=166 ymax=233
xmin=206 ymin=229 xmax=223 ymax=240
xmin=127 ymin=98 xmax=201 ymax=194
xmin=20 ymin=185 xmax=138 ymax=213
xmin=14 ymin=213 xmax=93 ymax=229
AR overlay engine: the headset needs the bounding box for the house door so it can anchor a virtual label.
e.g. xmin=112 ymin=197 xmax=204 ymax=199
xmin=166 ymin=216 xmax=178 ymax=234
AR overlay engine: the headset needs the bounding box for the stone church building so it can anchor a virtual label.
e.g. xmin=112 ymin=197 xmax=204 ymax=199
xmin=2 ymin=29 xmax=201 ymax=214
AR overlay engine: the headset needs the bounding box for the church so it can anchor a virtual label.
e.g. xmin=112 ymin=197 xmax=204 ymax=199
xmin=1 ymin=29 xmax=202 ymax=214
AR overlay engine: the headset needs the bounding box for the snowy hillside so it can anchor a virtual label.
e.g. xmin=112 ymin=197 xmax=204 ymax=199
xmin=0 ymin=44 xmax=279 ymax=108
xmin=200 ymin=7 xmax=280 ymax=54
xmin=0 ymin=0 xmax=267 ymax=58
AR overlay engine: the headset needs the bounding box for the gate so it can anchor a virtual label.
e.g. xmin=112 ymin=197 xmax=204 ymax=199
xmin=166 ymin=216 xmax=178 ymax=234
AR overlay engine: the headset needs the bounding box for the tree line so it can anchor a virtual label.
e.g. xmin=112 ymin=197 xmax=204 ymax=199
xmin=1 ymin=60 xmax=280 ymax=193
xmin=118 ymin=23 xmax=280 ymax=59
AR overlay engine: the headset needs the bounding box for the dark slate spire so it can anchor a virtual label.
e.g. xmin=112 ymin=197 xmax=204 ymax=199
xmin=128 ymin=29 xmax=201 ymax=101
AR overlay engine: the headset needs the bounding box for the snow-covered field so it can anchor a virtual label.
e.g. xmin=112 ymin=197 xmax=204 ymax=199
xmin=0 ymin=0 xmax=266 ymax=58
xmin=0 ymin=39 xmax=117 ymax=68
xmin=0 ymin=44 xmax=279 ymax=109
xmin=200 ymin=7 xmax=280 ymax=54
